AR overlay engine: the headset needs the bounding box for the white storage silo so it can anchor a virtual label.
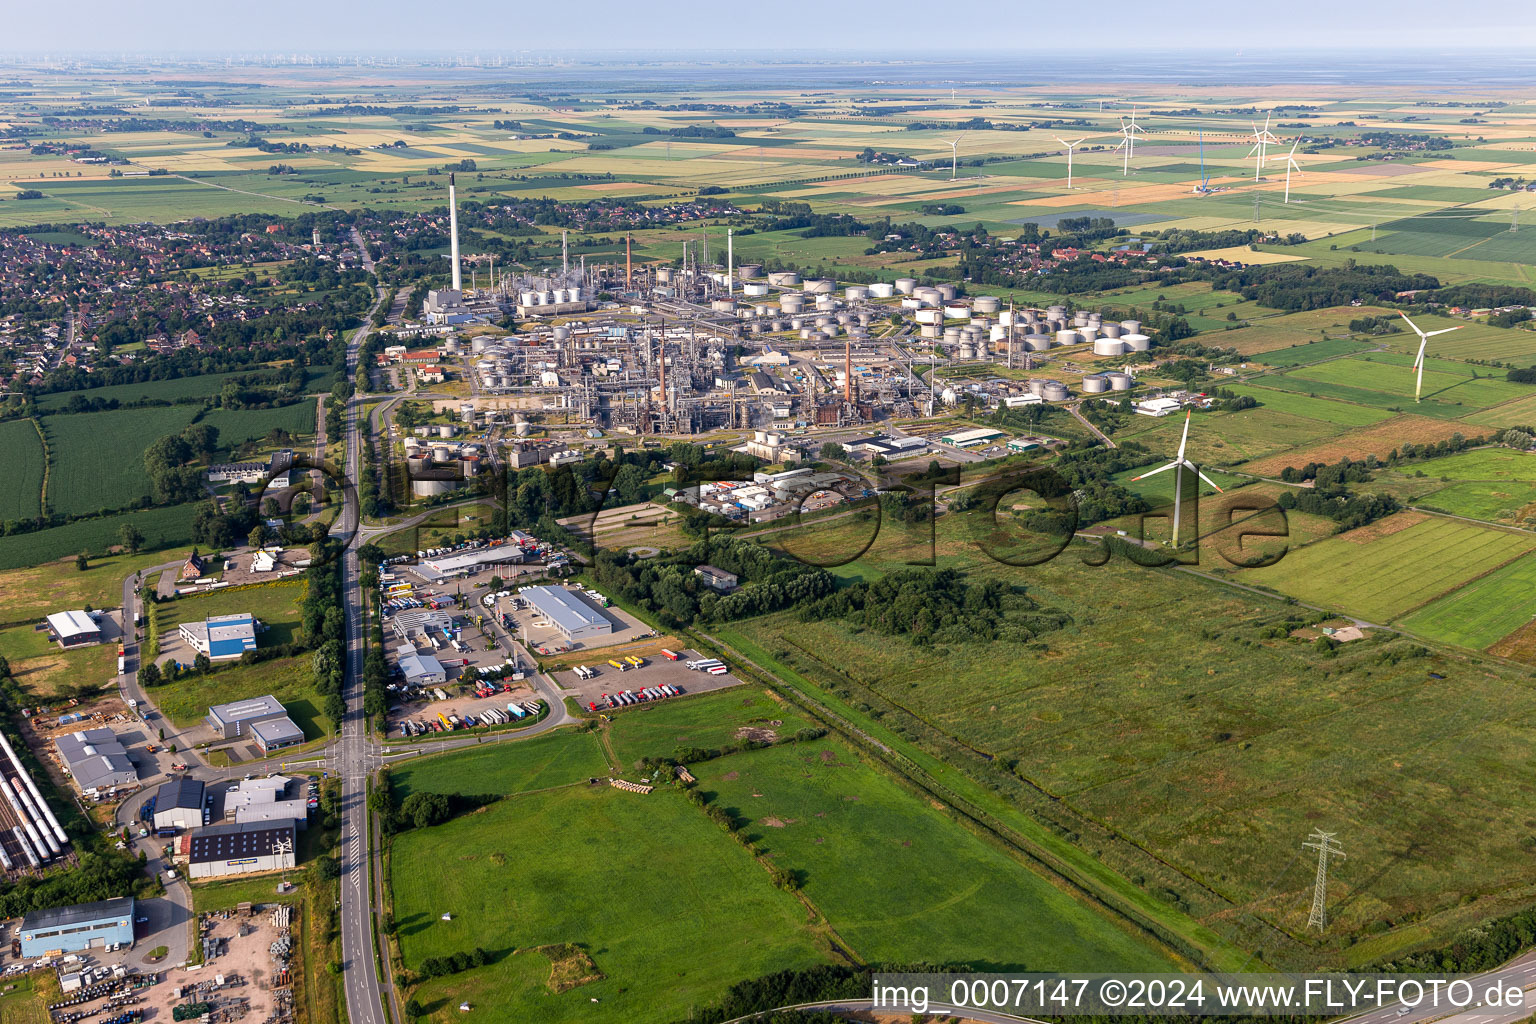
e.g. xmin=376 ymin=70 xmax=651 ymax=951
xmin=1082 ymin=375 xmax=1109 ymax=393
xmin=1093 ymin=338 xmax=1127 ymax=357
xmin=894 ymin=278 xmax=917 ymax=295
xmin=1056 ymin=329 xmax=1081 ymax=347
xmin=869 ymin=282 xmax=895 ymax=298
xmin=1123 ymin=333 xmax=1151 ymax=352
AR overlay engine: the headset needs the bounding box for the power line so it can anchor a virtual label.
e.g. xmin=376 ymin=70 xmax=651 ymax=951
xmin=1302 ymin=830 xmax=1345 ymax=932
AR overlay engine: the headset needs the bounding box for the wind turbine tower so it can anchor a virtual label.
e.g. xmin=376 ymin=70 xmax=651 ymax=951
xmin=1303 ymin=830 xmax=1344 ymax=932
xmin=949 ymin=136 xmax=963 ymax=180
xmin=1056 ymin=136 xmax=1087 ymax=188
xmin=1276 ymin=139 xmax=1303 ymax=203
xmin=1247 ymin=115 xmax=1279 ymax=182
xmin=1399 ymin=312 xmax=1465 ymax=401
xmin=1129 ymin=410 xmax=1223 ymax=547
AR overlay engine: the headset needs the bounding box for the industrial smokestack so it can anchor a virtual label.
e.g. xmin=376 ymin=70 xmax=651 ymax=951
xmin=626 ymin=234 xmax=632 ymax=290
xmin=448 ymin=173 xmax=462 ymax=293
xmin=844 ymin=338 xmax=853 ymax=403
xmin=726 ymin=228 xmax=733 ymax=297
xmin=656 ymin=333 xmax=667 ymax=414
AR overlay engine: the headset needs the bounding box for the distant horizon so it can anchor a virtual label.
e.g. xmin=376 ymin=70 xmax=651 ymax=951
xmin=4 ymin=0 xmax=1535 ymax=57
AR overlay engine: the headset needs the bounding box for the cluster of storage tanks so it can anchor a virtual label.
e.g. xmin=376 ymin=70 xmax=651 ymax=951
xmin=404 ymin=435 xmax=483 ymax=494
xmin=0 ymin=732 xmax=69 ymax=871
xmin=518 ymin=286 xmax=584 ymax=307
xmin=1079 ymin=371 xmax=1136 ymax=393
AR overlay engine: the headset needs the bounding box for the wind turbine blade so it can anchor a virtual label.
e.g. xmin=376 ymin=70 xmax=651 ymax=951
xmin=1130 ymin=461 xmax=1179 ymax=481
xmin=1196 ymin=469 xmax=1225 ymax=493
xmin=1397 ymin=310 xmax=1427 ymax=338
xmin=1413 ymin=337 xmax=1428 ymax=370
xmin=1176 ymin=409 xmax=1192 ymax=460
xmin=1424 ymin=326 xmax=1465 ymax=338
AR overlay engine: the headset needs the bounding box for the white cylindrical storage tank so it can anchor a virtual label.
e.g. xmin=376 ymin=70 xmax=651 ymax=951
xmin=937 ymin=283 xmax=958 ymax=301
xmin=789 ymin=317 xmax=805 ymax=330
xmin=432 ymin=444 xmax=452 ymax=462
xmin=845 ymin=285 xmax=869 ymax=301
xmin=1024 ymin=334 xmax=1052 ymax=352
xmin=858 ymin=312 xmax=873 ymax=326
xmin=1048 ymin=305 xmax=1067 ymax=319
xmin=822 ymin=323 xmax=839 ymax=337
xmin=1093 ymin=338 xmax=1126 ymax=357
xmin=1043 ymin=382 xmax=1070 ymax=401
xmin=973 ymin=295 xmax=1001 ymax=314
xmin=739 ymin=264 xmax=763 ymax=280
xmin=943 ymin=302 xmax=971 ymax=320
xmin=1072 ymin=311 xmax=1090 ymax=327
xmin=1100 ymin=322 xmax=1122 ymax=339
xmin=780 ymin=295 xmax=805 ymax=313
xmin=1120 ymin=319 xmax=1141 ymax=334
xmin=1079 ymin=325 xmax=1099 ymax=343
xmin=552 ymin=326 xmax=571 ymax=342
xmin=803 ymin=278 xmax=835 ymax=294
xmin=836 ymin=312 xmax=853 ymax=325
xmin=920 ymin=325 xmax=940 ymax=339
xmin=815 ymin=296 xmax=838 ymax=311
xmin=916 ymin=308 xmax=942 ymax=325
xmin=990 ymin=324 xmax=1008 ymax=342
xmin=656 ymin=268 xmax=673 ymax=284
xmin=915 ymin=286 xmax=943 ymax=306
xmin=1057 ymin=329 xmax=1081 ymax=347
xmin=1123 ymin=333 xmax=1151 ymax=352
xmin=744 ymin=282 xmax=769 ymax=297
xmin=900 ymin=297 xmax=923 ymax=310
xmin=519 ymin=290 xmax=536 ymax=307
xmin=412 ymin=478 xmax=457 ymax=498
xmin=768 ymin=271 xmax=800 ymax=287
xmin=1081 ymin=374 xmax=1110 ymax=393
xmin=436 ymin=424 xmax=454 ymax=438
xmin=1027 ymin=379 xmax=1048 ymax=396
xmin=894 ymin=277 xmax=917 ymax=295
xmin=998 ymin=309 xmax=1014 ymax=327
xmin=944 ymin=327 xmax=962 ymax=343
xmin=711 ymin=298 xmax=736 ymax=313
xmin=1106 ymin=372 xmax=1134 ymax=391
xmin=869 ymin=281 xmax=895 ymax=298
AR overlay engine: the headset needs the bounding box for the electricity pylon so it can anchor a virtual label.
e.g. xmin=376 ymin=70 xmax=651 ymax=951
xmin=1303 ymin=830 xmax=1345 ymax=931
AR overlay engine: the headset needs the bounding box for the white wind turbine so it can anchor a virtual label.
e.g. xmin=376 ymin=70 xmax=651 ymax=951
xmin=1130 ymin=409 xmax=1223 ymax=547
xmin=1113 ymin=132 xmax=1131 ymax=176
xmin=1123 ymin=106 xmax=1147 ymax=159
xmin=1247 ymin=114 xmax=1279 ymax=181
xmin=1274 ymin=138 xmax=1303 ymax=203
xmin=1055 ymin=136 xmax=1087 ymax=188
xmin=1399 ymin=312 xmax=1465 ymax=402
xmin=948 ymin=134 xmax=965 ymax=180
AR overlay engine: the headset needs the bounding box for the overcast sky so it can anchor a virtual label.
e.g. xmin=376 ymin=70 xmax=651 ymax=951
xmin=4 ymin=0 xmax=1531 ymax=54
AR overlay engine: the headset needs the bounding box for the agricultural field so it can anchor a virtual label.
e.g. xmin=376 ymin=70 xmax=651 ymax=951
xmin=1114 ymin=406 xmax=1341 ymax=466
xmin=0 ymin=418 xmax=46 ymax=521
xmin=1274 ymin=354 xmax=1530 ymax=417
xmin=726 ymin=547 xmax=1536 ymax=964
xmin=0 ymin=503 xmax=202 ymax=570
xmin=392 ymin=783 xmax=828 ymax=1024
xmin=696 ymin=738 xmax=1179 ymax=970
xmin=1242 ymin=514 xmax=1536 ymax=623
xmin=1251 ymin=337 xmax=1381 ymax=367
xmin=34 ymin=370 xmax=276 ymax=411
xmin=1223 ymin=384 xmax=1396 ymax=427
xmin=1244 ymin=415 xmax=1482 ymax=476
xmin=200 ymin=402 xmax=318 ymax=446
xmin=1398 ymin=555 xmax=1536 ymax=650
xmin=42 ymin=406 xmax=198 ymax=515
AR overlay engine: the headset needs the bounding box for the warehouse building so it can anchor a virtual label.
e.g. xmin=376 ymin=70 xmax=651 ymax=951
xmin=938 ymin=427 xmax=1005 ymax=448
xmin=55 ymin=729 xmax=137 ymax=794
xmin=45 ymin=610 xmax=102 ymax=649
xmin=184 ymin=821 xmax=296 ymax=879
xmin=152 ymin=776 xmax=205 ymax=831
xmin=693 ymin=565 xmax=739 ymax=592
xmin=227 ymin=777 xmax=308 ymax=829
xmin=179 ymin=613 xmax=258 ymax=661
xmin=399 ymin=651 xmax=447 ymax=686
xmin=249 ymin=716 xmax=305 ymax=755
xmin=390 ymin=609 xmax=455 ymax=642
xmin=520 ymin=585 xmax=613 ymax=643
xmin=421 ymin=545 xmax=524 ymax=577
xmin=206 ymin=695 xmax=295 ymax=740
xmin=19 ymin=897 xmax=135 ymax=956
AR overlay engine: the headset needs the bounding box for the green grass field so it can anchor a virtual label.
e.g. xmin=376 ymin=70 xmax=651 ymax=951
xmin=0 ymin=418 xmax=45 ymax=520
xmin=1243 ymin=514 xmax=1536 ymax=623
xmin=157 ymin=579 xmax=308 ymax=649
xmin=1115 ymin=406 xmax=1339 ymax=466
xmin=200 ymin=402 xmax=317 ymax=446
xmin=607 ymin=688 xmax=816 ymax=768
xmin=1282 ymin=355 xmax=1528 ymax=414
xmin=390 ymin=729 xmax=608 ymax=798
xmin=1225 ymin=384 xmax=1396 ymax=427
xmin=34 ymin=370 xmax=273 ymax=411
xmin=697 ymin=738 xmax=1179 ymax=970
xmin=1253 ymin=337 xmax=1380 ymax=367
xmin=150 ymin=653 xmax=331 ymax=738
xmin=1417 ymin=480 xmax=1536 ymax=522
xmin=393 ymin=783 xmax=828 ymax=1024
xmin=1398 ymin=555 xmax=1536 ymax=649
xmin=43 ymin=406 xmax=198 ymax=515
xmin=1398 ymin=448 xmax=1536 ymax=481
xmin=0 ymin=502 xmax=202 ymax=570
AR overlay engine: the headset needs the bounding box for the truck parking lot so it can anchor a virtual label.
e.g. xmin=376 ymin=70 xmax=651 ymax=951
xmin=553 ymin=648 xmax=743 ymax=709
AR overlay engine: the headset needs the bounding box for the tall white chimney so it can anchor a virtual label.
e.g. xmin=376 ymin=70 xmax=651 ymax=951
xmin=726 ymin=228 xmax=733 ymax=297
xmin=448 ymin=173 xmax=462 ymax=293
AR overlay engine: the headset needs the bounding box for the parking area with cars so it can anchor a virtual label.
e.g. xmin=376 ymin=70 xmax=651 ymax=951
xmin=553 ymin=648 xmax=743 ymax=709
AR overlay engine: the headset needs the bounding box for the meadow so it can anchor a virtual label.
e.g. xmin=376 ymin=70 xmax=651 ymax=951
xmin=606 ymin=687 xmax=816 ymax=768
xmin=1242 ymin=514 xmax=1536 ymax=623
xmin=727 ymin=547 xmax=1536 ymax=964
xmin=389 ymin=729 xmax=608 ymax=798
xmin=155 ymin=579 xmax=308 ymax=651
xmin=1277 ymin=356 xmax=1528 ymax=416
xmin=697 ymin=737 xmax=1179 ymax=970
xmin=199 ymin=402 xmax=318 ymax=446
xmin=1114 ymin=406 xmax=1340 ymax=466
xmin=34 ymin=370 xmax=271 ymax=411
xmin=149 ymin=652 xmax=331 ymax=738
xmin=1224 ymin=384 xmax=1395 ymax=427
xmin=393 ymin=784 xmax=828 ymax=1024
xmin=0 ymin=418 xmax=46 ymax=520
xmin=1398 ymin=555 xmax=1536 ymax=650
xmin=0 ymin=503 xmax=202 ymax=570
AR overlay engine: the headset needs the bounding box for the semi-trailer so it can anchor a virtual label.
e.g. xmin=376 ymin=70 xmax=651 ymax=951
xmin=660 ymin=649 xmax=680 ymax=661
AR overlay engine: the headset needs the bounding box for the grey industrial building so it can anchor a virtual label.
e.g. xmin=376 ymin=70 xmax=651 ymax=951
xmin=55 ymin=729 xmax=137 ymax=793
xmin=398 ymin=651 xmax=447 ymax=685
xmin=250 ymin=716 xmax=305 ymax=755
xmin=205 ymin=695 xmax=302 ymax=749
xmin=185 ymin=821 xmax=296 ymax=879
xmin=226 ymin=777 xmax=308 ymax=829
xmin=152 ymin=776 xmax=205 ymax=831
xmin=19 ymin=897 xmax=135 ymax=956
xmin=520 ymin=585 xmax=612 ymax=643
